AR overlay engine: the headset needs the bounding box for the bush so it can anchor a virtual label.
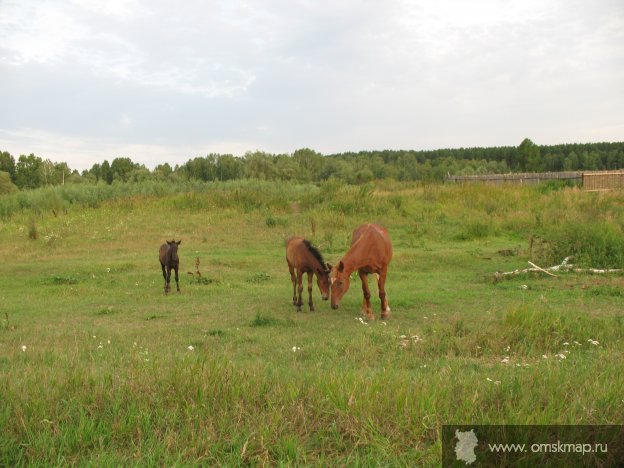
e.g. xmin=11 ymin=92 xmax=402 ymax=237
xmin=537 ymin=221 xmax=624 ymax=268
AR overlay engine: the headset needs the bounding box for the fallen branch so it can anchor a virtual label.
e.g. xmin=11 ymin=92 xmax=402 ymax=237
xmin=494 ymin=256 xmax=624 ymax=281
xmin=527 ymin=261 xmax=559 ymax=277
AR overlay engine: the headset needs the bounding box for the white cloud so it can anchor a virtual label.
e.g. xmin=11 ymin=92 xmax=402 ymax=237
xmin=0 ymin=0 xmax=622 ymax=168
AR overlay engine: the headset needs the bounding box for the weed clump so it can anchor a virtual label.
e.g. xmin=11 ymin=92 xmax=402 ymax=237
xmin=28 ymin=220 xmax=38 ymax=240
xmin=250 ymin=313 xmax=280 ymax=327
xmin=535 ymin=222 xmax=624 ymax=269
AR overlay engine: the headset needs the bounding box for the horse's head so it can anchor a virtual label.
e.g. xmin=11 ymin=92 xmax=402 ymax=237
xmin=167 ymin=240 xmax=181 ymax=260
xmin=316 ymin=263 xmax=332 ymax=301
xmin=330 ymin=261 xmax=350 ymax=309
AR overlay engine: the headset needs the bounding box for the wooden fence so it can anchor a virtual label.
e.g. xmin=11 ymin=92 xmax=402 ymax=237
xmin=582 ymin=170 xmax=624 ymax=191
xmin=445 ymin=171 xmax=582 ymax=185
xmin=446 ymin=170 xmax=624 ymax=191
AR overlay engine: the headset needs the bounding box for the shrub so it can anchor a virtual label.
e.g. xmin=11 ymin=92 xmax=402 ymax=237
xmin=537 ymin=221 xmax=624 ymax=268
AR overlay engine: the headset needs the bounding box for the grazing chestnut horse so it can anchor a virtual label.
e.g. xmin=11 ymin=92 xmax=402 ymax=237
xmin=286 ymin=237 xmax=332 ymax=312
xmin=159 ymin=240 xmax=181 ymax=293
xmin=331 ymin=223 xmax=392 ymax=320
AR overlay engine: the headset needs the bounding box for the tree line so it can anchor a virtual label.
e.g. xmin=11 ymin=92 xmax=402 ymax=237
xmin=2 ymin=139 xmax=624 ymax=193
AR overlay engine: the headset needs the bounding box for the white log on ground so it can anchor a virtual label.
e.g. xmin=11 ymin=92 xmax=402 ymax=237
xmin=494 ymin=256 xmax=624 ymax=281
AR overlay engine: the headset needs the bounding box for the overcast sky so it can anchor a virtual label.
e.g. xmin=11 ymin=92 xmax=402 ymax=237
xmin=1 ymin=0 xmax=623 ymax=171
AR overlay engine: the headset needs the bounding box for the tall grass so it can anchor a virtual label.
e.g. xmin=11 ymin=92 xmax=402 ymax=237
xmin=1 ymin=180 xmax=624 ymax=464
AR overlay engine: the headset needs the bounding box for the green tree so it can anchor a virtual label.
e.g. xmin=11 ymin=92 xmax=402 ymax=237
xmin=518 ymin=138 xmax=541 ymax=172
xmin=292 ymin=148 xmax=323 ymax=182
xmin=0 ymin=151 xmax=16 ymax=182
xmin=110 ymin=157 xmax=139 ymax=182
xmin=216 ymin=155 xmax=244 ymax=181
xmin=244 ymin=151 xmax=276 ymax=180
xmin=154 ymin=163 xmax=174 ymax=181
xmin=15 ymin=153 xmax=44 ymax=189
xmin=101 ymin=160 xmax=113 ymax=184
xmin=0 ymin=171 xmax=18 ymax=194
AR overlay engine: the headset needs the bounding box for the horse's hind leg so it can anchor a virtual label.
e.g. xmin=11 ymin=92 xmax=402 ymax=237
xmin=359 ymin=270 xmax=374 ymax=321
xmin=288 ymin=264 xmax=297 ymax=306
xmin=307 ymin=271 xmax=314 ymax=311
xmin=174 ymin=265 xmax=180 ymax=292
xmin=165 ymin=266 xmax=172 ymax=294
xmin=378 ymin=269 xmax=390 ymax=320
xmin=296 ymin=271 xmax=304 ymax=312
xmin=161 ymin=263 xmax=168 ymax=293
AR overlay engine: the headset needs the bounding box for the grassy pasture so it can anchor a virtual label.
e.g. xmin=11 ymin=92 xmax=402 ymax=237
xmin=1 ymin=181 xmax=623 ymax=466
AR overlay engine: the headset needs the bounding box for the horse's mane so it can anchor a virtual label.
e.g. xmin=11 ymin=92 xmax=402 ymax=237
xmin=303 ymin=239 xmax=327 ymax=270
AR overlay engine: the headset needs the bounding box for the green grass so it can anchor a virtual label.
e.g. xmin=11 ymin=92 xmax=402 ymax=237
xmin=1 ymin=181 xmax=623 ymax=465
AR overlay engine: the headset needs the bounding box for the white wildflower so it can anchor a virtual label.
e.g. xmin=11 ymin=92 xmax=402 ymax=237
xmin=501 ymin=357 xmax=510 ymax=364
xmin=556 ymin=353 xmax=566 ymax=359
xmin=106 ymin=268 xmax=111 ymax=273
xmin=588 ymin=339 xmax=599 ymax=346
xmin=542 ymin=355 xmax=548 ymax=359
xmin=563 ymin=342 xmax=569 ymax=346
xmin=21 ymin=345 xmax=27 ymax=352
xmin=187 ymin=345 xmax=194 ymax=351
xmin=291 ymin=346 xmax=301 ymax=352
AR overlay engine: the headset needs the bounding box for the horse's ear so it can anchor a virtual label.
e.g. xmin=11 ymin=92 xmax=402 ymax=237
xmin=338 ymin=261 xmax=344 ymax=272
xmin=325 ymin=263 xmax=333 ymax=272
xmin=167 ymin=240 xmax=172 ymax=245
xmin=176 ymin=240 xmax=181 ymax=245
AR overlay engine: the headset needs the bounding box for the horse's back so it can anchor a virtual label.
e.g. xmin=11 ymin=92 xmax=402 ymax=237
xmin=352 ymin=223 xmax=392 ymax=265
xmin=286 ymin=237 xmax=304 ymax=265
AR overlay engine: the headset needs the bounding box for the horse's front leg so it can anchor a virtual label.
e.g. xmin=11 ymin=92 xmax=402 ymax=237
xmin=359 ymin=270 xmax=373 ymax=321
xmin=174 ymin=265 xmax=180 ymax=292
xmin=307 ymin=271 xmax=314 ymax=311
xmin=378 ymin=268 xmax=390 ymax=320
